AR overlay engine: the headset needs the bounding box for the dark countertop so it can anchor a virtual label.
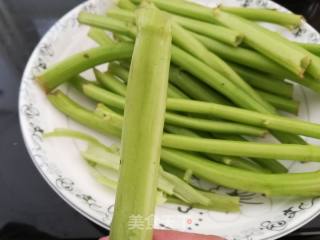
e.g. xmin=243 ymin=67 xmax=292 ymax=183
xmin=0 ymin=0 xmax=320 ymax=239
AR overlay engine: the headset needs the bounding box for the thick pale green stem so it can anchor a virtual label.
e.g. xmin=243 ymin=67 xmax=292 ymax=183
xmin=110 ymin=6 xmax=172 ymax=240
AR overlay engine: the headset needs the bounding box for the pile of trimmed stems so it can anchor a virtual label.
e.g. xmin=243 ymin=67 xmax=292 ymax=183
xmin=37 ymin=0 xmax=320 ymax=239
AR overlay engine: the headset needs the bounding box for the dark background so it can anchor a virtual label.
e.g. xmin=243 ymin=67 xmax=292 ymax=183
xmin=0 ymin=0 xmax=320 ymax=239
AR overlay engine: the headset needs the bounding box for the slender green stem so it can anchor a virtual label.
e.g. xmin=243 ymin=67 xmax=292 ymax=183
xmin=132 ymin=0 xmax=310 ymax=76
xmin=37 ymin=42 xmax=133 ymax=92
xmin=94 ymin=68 xmax=127 ymax=96
xmin=169 ymin=66 xmax=230 ymax=104
xmin=50 ymin=93 xmax=320 ymax=197
xmin=257 ymin=90 xmax=299 ymax=114
xmin=106 ymin=62 xmax=189 ymax=99
xmin=106 ymin=8 xmax=274 ymax=112
xmin=165 ymin=125 xmax=268 ymax=173
xmin=162 ymin=134 xmax=320 ymax=162
xmin=110 ymin=6 xmax=172 ymax=240
xmin=195 ymin=33 xmax=320 ymax=93
xmin=108 ymin=7 xmax=243 ymax=46
xmin=296 ymin=42 xmax=320 ymax=56
xmin=212 ymin=10 xmax=310 ymax=77
xmin=108 ymin=62 xmax=130 ymax=82
xmin=108 ymin=7 xmax=137 ymax=22
xmin=70 ymin=75 xmax=100 ymax=92
xmin=165 ymin=98 xmax=320 ymax=139
xmin=220 ymin=6 xmax=303 ymax=27
xmin=194 ymin=33 xmax=286 ymax=76
xmin=229 ymin=63 xmax=293 ymax=99
xmin=172 ymin=14 xmax=243 ymax=46
xmin=78 ymin=12 xmax=137 ymax=38
xmin=43 ymin=128 xmax=112 ymax=151
xmin=212 ymin=133 xmax=288 ymax=173
xmin=166 ymin=84 xmax=189 ymax=99
xmin=260 ymin=26 xmax=320 ymax=80
xmin=83 ymin=84 xmax=125 ymax=109
xmin=131 ymin=0 xmax=216 ymax=23
xmin=117 ymin=0 xmax=137 ymax=10
xmin=161 ymin=148 xmax=320 ymax=196
xmin=165 ymin=112 xmax=267 ymax=137
xmin=48 ymin=91 xmax=121 ymax=136
xmin=171 ymin=46 xmax=270 ymax=113
xmin=88 ymin=27 xmax=114 ymax=46
xmin=81 ymin=84 xmax=318 ymax=139
xmin=79 ymin=10 xmax=307 ymax=144
xmin=171 ymin=21 xmax=274 ymax=113
xmin=91 ymin=86 xmax=266 ymax=137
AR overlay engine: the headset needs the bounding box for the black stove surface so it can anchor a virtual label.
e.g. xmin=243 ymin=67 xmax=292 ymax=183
xmin=0 ymin=0 xmax=320 ymax=239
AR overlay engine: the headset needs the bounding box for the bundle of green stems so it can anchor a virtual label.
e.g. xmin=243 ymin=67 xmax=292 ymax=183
xmin=36 ymin=1 xmax=320 ymax=239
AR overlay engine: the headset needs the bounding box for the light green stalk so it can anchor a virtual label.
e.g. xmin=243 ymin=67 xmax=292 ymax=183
xmin=166 ymin=99 xmax=320 ymax=139
xmin=229 ymin=63 xmax=293 ymax=99
xmin=106 ymin=8 xmax=274 ymax=112
xmin=257 ymin=90 xmax=299 ymax=114
xmin=48 ymin=91 xmax=121 ymax=136
xmin=108 ymin=62 xmax=130 ymax=82
xmin=79 ymin=12 xmax=137 ymax=38
xmin=169 ymin=66 xmax=230 ymax=104
xmin=195 ymin=33 xmax=320 ymax=93
xmin=117 ymin=0 xmax=136 ymax=10
xmin=107 ymin=7 xmax=243 ymax=46
xmin=88 ymin=27 xmax=114 ymax=46
xmin=132 ymin=0 xmax=310 ymax=76
xmin=161 ymin=148 xmax=320 ymax=196
xmin=259 ymin=26 xmax=320 ymax=80
xmin=105 ymin=63 xmax=189 ymax=99
xmin=211 ymin=9 xmax=310 ymax=77
xmin=36 ymin=42 xmax=133 ymax=92
xmin=165 ymin=125 xmax=268 ymax=173
xmin=166 ymin=84 xmax=189 ymax=99
xmin=220 ymin=6 xmax=303 ymax=27
xmin=212 ymin=133 xmax=288 ymax=173
xmin=170 ymin=21 xmax=274 ymax=113
xmin=80 ymin=84 xmax=319 ymax=139
xmin=296 ymin=42 xmax=320 ymax=56
xmin=94 ymin=68 xmax=127 ymax=96
xmin=79 ymin=10 xmax=307 ymax=144
xmin=110 ymin=6 xmax=172 ymax=240
xmin=85 ymin=84 xmax=268 ymax=137
xmin=162 ymin=134 xmax=320 ymax=162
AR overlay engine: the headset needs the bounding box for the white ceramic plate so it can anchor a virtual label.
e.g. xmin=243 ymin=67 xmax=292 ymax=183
xmin=19 ymin=0 xmax=320 ymax=239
